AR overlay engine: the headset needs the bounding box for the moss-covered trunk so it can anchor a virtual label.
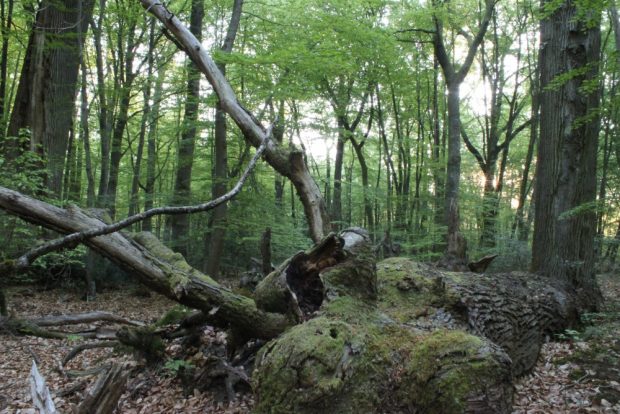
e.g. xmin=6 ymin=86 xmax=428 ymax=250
xmin=0 ymin=186 xmax=587 ymax=413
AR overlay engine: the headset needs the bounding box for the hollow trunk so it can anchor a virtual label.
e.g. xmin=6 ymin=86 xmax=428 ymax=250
xmin=0 ymin=186 xmax=594 ymax=413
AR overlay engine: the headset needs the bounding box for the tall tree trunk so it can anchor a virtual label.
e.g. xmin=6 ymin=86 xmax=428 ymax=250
xmin=128 ymin=23 xmax=156 ymax=221
xmin=79 ymin=61 xmax=95 ymax=207
xmin=7 ymin=0 xmax=94 ymax=197
xmin=142 ymin=0 xmax=331 ymax=243
xmin=94 ymin=0 xmax=112 ymax=204
xmin=169 ymin=0 xmax=204 ymax=258
xmin=532 ymin=0 xmax=601 ymax=299
xmin=513 ymin=88 xmax=538 ymax=241
xmin=143 ymin=59 xmax=165 ymax=232
xmin=432 ymin=0 xmax=494 ymax=264
xmin=105 ymin=13 xmax=137 ymax=218
xmin=205 ymin=0 xmax=244 ymax=278
xmin=331 ymin=122 xmax=345 ymax=227
xmin=0 ymin=0 xmax=14 ymax=137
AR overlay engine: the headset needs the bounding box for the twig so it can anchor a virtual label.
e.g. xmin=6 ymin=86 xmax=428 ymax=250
xmin=12 ymin=130 xmax=272 ymax=270
xmin=63 ymin=341 xmax=120 ymax=366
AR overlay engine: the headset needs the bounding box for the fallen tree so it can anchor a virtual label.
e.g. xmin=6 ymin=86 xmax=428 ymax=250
xmin=0 ymin=186 xmax=587 ymax=413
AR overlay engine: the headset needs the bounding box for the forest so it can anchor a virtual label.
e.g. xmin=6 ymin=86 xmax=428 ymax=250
xmin=0 ymin=0 xmax=619 ymax=412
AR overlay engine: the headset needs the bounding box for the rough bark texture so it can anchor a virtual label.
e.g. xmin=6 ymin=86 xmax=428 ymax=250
xmin=532 ymin=1 xmax=601 ymax=298
xmin=77 ymin=363 xmax=129 ymax=414
xmin=0 ymin=187 xmax=586 ymax=412
xmin=0 ymin=187 xmax=291 ymax=340
xmin=7 ymin=0 xmax=94 ymax=196
xmin=433 ymin=0 xmax=495 ymax=263
xmin=206 ymin=0 xmax=243 ymax=278
xmin=170 ymin=0 xmax=204 ymax=258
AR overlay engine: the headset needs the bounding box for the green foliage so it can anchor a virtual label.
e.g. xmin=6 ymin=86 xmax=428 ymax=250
xmin=163 ymin=359 xmax=194 ymax=376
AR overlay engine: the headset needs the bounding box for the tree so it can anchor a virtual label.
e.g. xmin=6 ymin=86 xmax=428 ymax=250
xmin=7 ymin=0 xmax=95 ymax=197
xmin=169 ymin=0 xmax=204 ymax=258
xmin=531 ymin=0 xmax=601 ymax=300
xmin=205 ymin=0 xmax=244 ymax=278
xmin=432 ymin=0 xmax=496 ymax=263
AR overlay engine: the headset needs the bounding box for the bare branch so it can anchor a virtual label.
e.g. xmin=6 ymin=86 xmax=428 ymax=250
xmin=13 ymin=129 xmax=272 ymax=270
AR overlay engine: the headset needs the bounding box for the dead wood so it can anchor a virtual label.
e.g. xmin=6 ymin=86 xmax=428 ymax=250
xmin=31 ymin=311 xmax=143 ymax=327
xmin=63 ymin=341 xmax=120 ymax=366
xmin=76 ymin=363 xmax=130 ymax=414
xmin=0 ymin=187 xmax=292 ymax=340
xmin=29 ymin=360 xmax=57 ymax=414
xmin=468 ymin=254 xmax=499 ymax=273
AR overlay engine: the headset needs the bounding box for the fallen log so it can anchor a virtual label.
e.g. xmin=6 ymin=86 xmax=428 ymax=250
xmin=0 ymin=187 xmax=588 ymax=412
xmin=0 ymin=186 xmax=292 ymax=340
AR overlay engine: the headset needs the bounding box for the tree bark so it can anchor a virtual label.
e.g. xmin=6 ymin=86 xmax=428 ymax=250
xmin=7 ymin=0 xmax=94 ymax=197
xmin=139 ymin=0 xmax=330 ymax=243
xmin=433 ymin=0 xmax=495 ymax=263
xmin=169 ymin=0 xmax=204 ymax=258
xmin=532 ymin=1 xmax=601 ymax=299
xmin=0 ymin=186 xmax=592 ymax=412
xmin=206 ymin=0 xmax=244 ymax=278
xmin=0 ymin=186 xmax=292 ymax=340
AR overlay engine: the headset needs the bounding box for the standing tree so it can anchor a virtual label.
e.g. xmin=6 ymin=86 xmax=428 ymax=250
xmin=169 ymin=0 xmax=204 ymax=257
xmin=532 ymin=0 xmax=601 ymax=302
xmin=431 ymin=0 xmax=496 ymax=264
xmin=205 ymin=0 xmax=244 ymax=278
xmin=7 ymin=0 xmax=95 ymax=197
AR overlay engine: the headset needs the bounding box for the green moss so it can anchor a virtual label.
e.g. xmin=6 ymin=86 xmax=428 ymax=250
xmin=253 ymin=317 xmax=361 ymax=413
xmin=155 ymin=305 xmax=192 ymax=326
xmin=254 ymin=257 xmax=512 ymax=413
xmin=376 ymin=258 xmax=457 ymax=323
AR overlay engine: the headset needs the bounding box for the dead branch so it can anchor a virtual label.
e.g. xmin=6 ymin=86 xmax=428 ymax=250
xmin=63 ymin=341 xmax=120 ymax=366
xmin=31 ymin=311 xmax=143 ymax=327
xmin=10 ymin=131 xmax=271 ymax=270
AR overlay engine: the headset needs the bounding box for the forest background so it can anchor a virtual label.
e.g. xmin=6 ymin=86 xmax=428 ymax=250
xmin=0 ymin=0 xmax=618 ymax=287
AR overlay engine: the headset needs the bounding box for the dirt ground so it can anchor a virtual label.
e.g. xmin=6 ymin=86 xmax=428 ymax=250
xmin=0 ymin=274 xmax=619 ymax=413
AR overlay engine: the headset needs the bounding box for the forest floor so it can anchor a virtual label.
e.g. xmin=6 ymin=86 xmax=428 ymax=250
xmin=0 ymin=273 xmax=618 ymax=414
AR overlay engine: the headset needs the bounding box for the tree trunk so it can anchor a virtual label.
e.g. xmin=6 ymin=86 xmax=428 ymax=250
xmin=0 ymin=186 xmax=593 ymax=413
xmin=7 ymin=0 xmax=94 ymax=197
xmin=205 ymin=0 xmax=244 ymax=277
xmin=532 ymin=1 xmax=601 ymax=299
xmin=331 ymin=123 xmax=345 ymax=226
xmin=143 ymin=59 xmax=165 ymax=232
xmin=0 ymin=0 xmax=14 ymax=137
xmin=141 ymin=0 xmax=331 ymax=243
xmin=170 ymin=0 xmax=204 ymax=258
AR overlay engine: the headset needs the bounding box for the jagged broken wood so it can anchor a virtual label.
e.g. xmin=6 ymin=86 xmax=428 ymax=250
xmin=76 ymin=363 xmax=129 ymax=414
xmin=139 ymin=0 xmax=331 ymax=243
xmin=0 ymin=186 xmax=587 ymax=412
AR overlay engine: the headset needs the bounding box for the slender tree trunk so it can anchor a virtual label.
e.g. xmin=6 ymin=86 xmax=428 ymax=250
xmin=170 ymin=0 xmax=204 ymax=258
xmin=105 ymin=15 xmax=137 ymax=218
xmin=205 ymin=0 xmax=243 ymax=277
xmin=0 ymin=0 xmax=14 ymax=137
xmin=79 ymin=61 xmax=95 ymax=207
xmin=143 ymin=60 xmax=165 ymax=232
xmin=331 ymin=121 xmax=345 ymax=227
xmin=94 ymin=0 xmax=111 ymax=204
xmin=532 ymin=1 xmax=601 ymax=299
xmin=128 ymin=24 xmax=156 ymax=221
xmin=513 ymin=91 xmax=538 ymax=241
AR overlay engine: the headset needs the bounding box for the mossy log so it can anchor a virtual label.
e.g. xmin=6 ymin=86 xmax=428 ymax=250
xmin=0 ymin=187 xmax=586 ymax=412
xmin=252 ymin=245 xmax=581 ymax=413
xmin=0 ymin=187 xmax=292 ymax=340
